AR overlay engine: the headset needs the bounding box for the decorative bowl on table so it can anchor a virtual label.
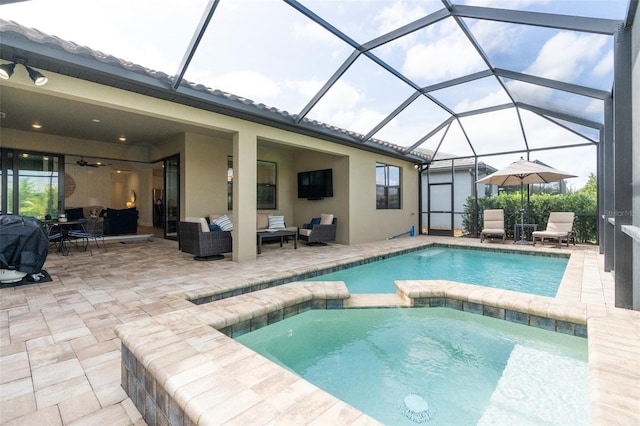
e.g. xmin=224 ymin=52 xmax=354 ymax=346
xmin=58 ymin=214 xmax=68 ymax=223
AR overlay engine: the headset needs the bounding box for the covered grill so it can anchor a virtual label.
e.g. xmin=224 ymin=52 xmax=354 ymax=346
xmin=0 ymin=215 xmax=49 ymax=283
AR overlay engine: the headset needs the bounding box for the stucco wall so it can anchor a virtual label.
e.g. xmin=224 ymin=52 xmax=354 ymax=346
xmin=1 ymin=69 xmax=418 ymax=247
xmin=294 ymin=151 xmax=349 ymax=243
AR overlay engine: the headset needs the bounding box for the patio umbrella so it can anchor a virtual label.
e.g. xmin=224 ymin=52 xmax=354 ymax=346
xmin=476 ymin=158 xmax=577 ymax=243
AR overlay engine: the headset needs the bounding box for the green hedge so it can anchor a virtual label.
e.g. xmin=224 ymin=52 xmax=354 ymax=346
xmin=462 ymin=192 xmax=597 ymax=243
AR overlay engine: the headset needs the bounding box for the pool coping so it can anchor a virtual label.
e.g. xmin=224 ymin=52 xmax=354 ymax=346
xmin=114 ymin=279 xmax=640 ymax=425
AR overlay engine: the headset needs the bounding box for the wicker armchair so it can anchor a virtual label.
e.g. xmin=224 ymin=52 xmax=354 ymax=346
xmin=299 ymin=217 xmax=337 ymax=245
xmin=179 ymin=221 xmax=232 ymax=260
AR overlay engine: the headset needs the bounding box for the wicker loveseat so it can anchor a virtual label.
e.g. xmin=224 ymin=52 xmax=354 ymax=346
xmin=178 ymin=221 xmax=232 ymax=260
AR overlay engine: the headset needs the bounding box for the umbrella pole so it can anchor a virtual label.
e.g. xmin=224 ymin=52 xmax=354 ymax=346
xmin=515 ymin=180 xmax=531 ymax=245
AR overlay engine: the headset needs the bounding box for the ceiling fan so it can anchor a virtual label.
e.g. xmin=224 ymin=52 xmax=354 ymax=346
xmin=75 ymin=157 xmax=106 ymax=167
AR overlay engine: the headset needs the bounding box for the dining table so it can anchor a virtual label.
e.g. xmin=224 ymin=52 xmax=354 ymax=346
xmin=44 ymin=219 xmax=89 ymax=256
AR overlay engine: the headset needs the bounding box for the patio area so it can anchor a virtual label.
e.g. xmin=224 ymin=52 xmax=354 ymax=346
xmin=1 ymin=235 xmax=637 ymax=424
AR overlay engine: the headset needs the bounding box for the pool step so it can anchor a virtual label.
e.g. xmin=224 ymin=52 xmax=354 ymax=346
xmin=344 ymin=293 xmax=410 ymax=308
xmin=477 ymin=344 xmax=589 ymax=425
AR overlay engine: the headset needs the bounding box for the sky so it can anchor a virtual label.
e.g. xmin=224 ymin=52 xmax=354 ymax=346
xmin=2 ymin=0 xmax=631 ymax=189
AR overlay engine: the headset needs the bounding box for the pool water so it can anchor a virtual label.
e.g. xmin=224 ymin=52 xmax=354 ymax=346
xmin=236 ymin=308 xmax=589 ymax=425
xmin=306 ymin=247 xmax=568 ymax=296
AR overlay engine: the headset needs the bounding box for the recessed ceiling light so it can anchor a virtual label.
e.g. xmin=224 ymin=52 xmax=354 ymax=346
xmin=92 ymin=118 xmax=101 ymax=123
xmin=118 ymin=136 xmax=126 ymax=142
xmin=32 ymin=123 xmax=42 ymax=129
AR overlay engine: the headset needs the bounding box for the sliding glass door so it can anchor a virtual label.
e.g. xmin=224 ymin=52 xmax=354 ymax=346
xmin=163 ymin=155 xmax=180 ymax=240
xmin=1 ymin=149 xmax=63 ymax=219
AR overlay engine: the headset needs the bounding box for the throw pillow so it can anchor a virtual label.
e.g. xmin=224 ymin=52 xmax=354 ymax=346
xmin=320 ymin=213 xmax=334 ymax=225
xmin=214 ymin=214 xmax=233 ymax=232
xmin=268 ymin=215 xmax=285 ymax=229
xmin=310 ymin=217 xmax=321 ymax=226
xmin=209 ymin=224 xmax=222 ymax=232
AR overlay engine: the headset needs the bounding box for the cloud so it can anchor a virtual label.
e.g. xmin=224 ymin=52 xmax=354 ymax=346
xmin=461 ymin=0 xmax=550 ymax=7
xmin=287 ymin=79 xmax=325 ymax=99
xmin=209 ymin=71 xmax=281 ymax=99
xmin=311 ymin=79 xmax=363 ymax=121
xmin=467 ymin=19 xmax=523 ymax=54
xmin=453 ymin=89 xmax=512 ymax=113
xmin=373 ymin=0 xmax=434 ymax=38
xmin=402 ymin=29 xmax=486 ymax=82
xmin=293 ymin=21 xmax=342 ymax=46
xmin=525 ymin=32 xmax=607 ymax=82
xmin=592 ymin=50 xmax=613 ymax=77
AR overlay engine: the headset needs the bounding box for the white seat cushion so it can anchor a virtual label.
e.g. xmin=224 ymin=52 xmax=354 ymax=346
xmin=482 ymin=229 xmax=504 ymax=235
xmin=532 ymin=231 xmax=567 ymax=238
xmin=299 ymin=228 xmax=312 ymax=237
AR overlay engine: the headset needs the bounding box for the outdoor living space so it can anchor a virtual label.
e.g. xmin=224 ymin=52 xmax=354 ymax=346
xmin=1 ymin=235 xmax=637 ymax=425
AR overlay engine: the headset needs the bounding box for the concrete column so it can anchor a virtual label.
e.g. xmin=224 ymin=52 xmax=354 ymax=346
xmin=232 ymin=130 xmax=257 ymax=262
xmin=613 ymin=25 xmax=634 ymax=308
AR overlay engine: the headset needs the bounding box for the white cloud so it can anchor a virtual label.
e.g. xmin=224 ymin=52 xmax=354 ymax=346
xmin=349 ymin=108 xmax=388 ymax=135
xmin=468 ymin=19 xmax=523 ymax=54
xmin=209 ymin=71 xmax=281 ymax=99
xmin=592 ymin=50 xmax=613 ymax=77
xmin=525 ymin=32 xmax=607 ymax=82
xmin=286 ymin=79 xmax=325 ymax=99
xmin=373 ymin=0 xmax=433 ymax=37
xmin=584 ymin=98 xmax=604 ymax=116
xmin=402 ymin=31 xmax=486 ymax=82
xmin=293 ymin=21 xmax=342 ymax=46
xmin=453 ymin=89 xmax=512 ymax=113
xmin=461 ymin=0 xmax=549 ymax=7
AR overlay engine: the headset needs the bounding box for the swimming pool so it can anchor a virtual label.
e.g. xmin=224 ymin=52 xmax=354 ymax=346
xmin=306 ymin=246 xmax=568 ymax=296
xmin=236 ymin=307 xmax=589 ymax=425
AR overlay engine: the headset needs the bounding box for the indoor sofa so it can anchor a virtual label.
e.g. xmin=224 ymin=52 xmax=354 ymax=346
xmin=103 ymin=208 xmax=138 ymax=235
xmin=64 ymin=206 xmax=138 ymax=235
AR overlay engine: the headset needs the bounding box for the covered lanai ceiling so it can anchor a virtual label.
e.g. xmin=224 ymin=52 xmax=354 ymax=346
xmin=0 ymin=0 xmax=633 ymax=186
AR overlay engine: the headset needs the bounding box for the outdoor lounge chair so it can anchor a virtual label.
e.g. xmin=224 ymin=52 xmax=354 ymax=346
xmin=299 ymin=214 xmax=337 ymax=245
xmin=179 ymin=221 xmax=232 ymax=260
xmin=532 ymin=212 xmax=575 ymax=248
xmin=480 ymin=209 xmax=506 ymax=243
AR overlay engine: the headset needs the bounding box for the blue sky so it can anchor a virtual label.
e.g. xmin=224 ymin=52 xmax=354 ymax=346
xmin=2 ymin=0 xmax=630 ymax=188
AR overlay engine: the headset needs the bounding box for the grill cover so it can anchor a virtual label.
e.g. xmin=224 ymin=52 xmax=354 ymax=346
xmin=0 ymin=215 xmax=49 ymax=274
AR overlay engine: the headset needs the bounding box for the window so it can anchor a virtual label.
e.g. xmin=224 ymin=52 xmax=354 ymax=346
xmin=1 ymin=149 xmax=62 ymax=218
xmin=257 ymin=160 xmax=277 ymax=209
xmin=226 ymin=158 xmax=277 ymax=210
xmin=376 ymin=162 xmax=401 ymax=209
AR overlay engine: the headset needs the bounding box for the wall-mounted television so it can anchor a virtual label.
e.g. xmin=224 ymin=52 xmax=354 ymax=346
xmin=297 ymin=168 xmax=333 ymax=200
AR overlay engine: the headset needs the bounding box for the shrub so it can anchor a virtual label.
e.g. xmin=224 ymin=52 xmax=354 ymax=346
xmin=462 ymin=192 xmax=597 ymax=243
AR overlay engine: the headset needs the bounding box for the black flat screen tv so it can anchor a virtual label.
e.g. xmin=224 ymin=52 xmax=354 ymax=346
xmin=297 ymin=168 xmax=333 ymax=200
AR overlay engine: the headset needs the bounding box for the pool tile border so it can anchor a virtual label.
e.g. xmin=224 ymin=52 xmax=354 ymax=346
xmin=115 ymin=279 xmax=638 ymax=425
xmin=187 ymin=242 xmax=568 ymax=305
xmin=404 ymin=281 xmax=588 ymax=338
